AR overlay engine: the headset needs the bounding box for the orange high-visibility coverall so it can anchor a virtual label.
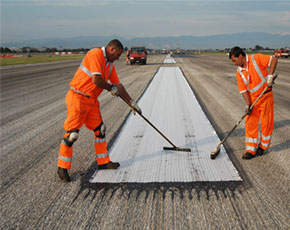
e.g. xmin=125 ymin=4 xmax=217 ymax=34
xmin=58 ymin=47 xmax=120 ymax=169
xmin=126 ymin=50 xmax=130 ymax=64
xmin=236 ymin=54 xmax=274 ymax=155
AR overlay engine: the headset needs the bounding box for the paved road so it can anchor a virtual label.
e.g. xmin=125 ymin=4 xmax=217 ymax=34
xmin=1 ymin=54 xmax=289 ymax=229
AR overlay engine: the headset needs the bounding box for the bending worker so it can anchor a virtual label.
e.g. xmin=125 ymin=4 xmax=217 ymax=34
xmin=229 ymin=46 xmax=278 ymax=160
xmin=57 ymin=39 xmax=141 ymax=182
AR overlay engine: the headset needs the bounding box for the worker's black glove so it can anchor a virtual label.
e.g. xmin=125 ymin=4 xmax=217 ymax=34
xmin=245 ymin=104 xmax=252 ymax=115
xmin=130 ymin=99 xmax=142 ymax=115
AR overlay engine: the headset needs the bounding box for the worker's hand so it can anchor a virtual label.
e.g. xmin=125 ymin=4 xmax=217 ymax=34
xmin=245 ymin=104 xmax=252 ymax=115
xmin=110 ymin=85 xmax=119 ymax=97
xmin=130 ymin=99 xmax=142 ymax=115
xmin=267 ymin=74 xmax=274 ymax=87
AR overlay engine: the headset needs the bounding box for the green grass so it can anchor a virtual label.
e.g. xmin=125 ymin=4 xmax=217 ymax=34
xmin=244 ymin=51 xmax=274 ymax=55
xmin=0 ymin=54 xmax=85 ymax=66
xmin=202 ymin=51 xmax=228 ymax=56
xmin=198 ymin=51 xmax=274 ymax=56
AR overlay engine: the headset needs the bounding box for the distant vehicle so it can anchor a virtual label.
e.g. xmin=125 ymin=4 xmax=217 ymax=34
xmin=274 ymin=49 xmax=289 ymax=58
xmin=129 ymin=46 xmax=147 ymax=65
xmin=174 ymin=48 xmax=181 ymax=54
xmin=273 ymin=49 xmax=281 ymax=57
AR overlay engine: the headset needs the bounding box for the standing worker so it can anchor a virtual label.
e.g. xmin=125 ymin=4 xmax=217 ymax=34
xmin=126 ymin=49 xmax=130 ymax=64
xmin=229 ymin=46 xmax=278 ymax=159
xmin=57 ymin=39 xmax=141 ymax=182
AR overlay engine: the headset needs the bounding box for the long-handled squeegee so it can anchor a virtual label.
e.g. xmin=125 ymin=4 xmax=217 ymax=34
xmin=210 ymin=73 xmax=278 ymax=159
xmin=119 ymin=95 xmax=191 ymax=152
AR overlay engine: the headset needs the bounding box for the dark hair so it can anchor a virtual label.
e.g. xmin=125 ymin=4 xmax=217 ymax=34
xmin=229 ymin=46 xmax=246 ymax=59
xmin=107 ymin=39 xmax=124 ymax=50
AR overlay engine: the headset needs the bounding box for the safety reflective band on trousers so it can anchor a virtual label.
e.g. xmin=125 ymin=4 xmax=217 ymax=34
xmin=95 ymin=138 xmax=106 ymax=143
xmin=58 ymin=155 xmax=72 ymax=162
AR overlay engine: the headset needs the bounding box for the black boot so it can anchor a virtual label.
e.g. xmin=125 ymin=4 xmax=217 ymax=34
xmin=57 ymin=167 xmax=71 ymax=182
xmin=242 ymin=152 xmax=256 ymax=160
xmin=256 ymin=146 xmax=265 ymax=156
xmin=98 ymin=161 xmax=120 ymax=170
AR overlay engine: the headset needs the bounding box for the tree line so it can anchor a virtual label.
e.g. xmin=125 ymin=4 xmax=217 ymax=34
xmin=0 ymin=47 xmax=91 ymax=54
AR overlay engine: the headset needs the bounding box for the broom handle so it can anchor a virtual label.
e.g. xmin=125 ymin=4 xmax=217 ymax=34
xmin=119 ymin=95 xmax=177 ymax=148
xmin=217 ymin=73 xmax=278 ymax=148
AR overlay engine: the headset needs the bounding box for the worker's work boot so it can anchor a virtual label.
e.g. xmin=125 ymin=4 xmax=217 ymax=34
xmin=242 ymin=152 xmax=256 ymax=160
xmin=256 ymin=146 xmax=264 ymax=156
xmin=98 ymin=161 xmax=120 ymax=170
xmin=57 ymin=167 xmax=71 ymax=182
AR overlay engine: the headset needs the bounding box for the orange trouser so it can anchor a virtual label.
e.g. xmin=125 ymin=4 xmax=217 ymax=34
xmin=245 ymin=91 xmax=274 ymax=155
xmin=57 ymin=90 xmax=110 ymax=169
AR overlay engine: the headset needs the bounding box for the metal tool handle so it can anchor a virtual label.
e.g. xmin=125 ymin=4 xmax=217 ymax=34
xmin=216 ymin=73 xmax=278 ymax=149
xmin=248 ymin=73 xmax=278 ymax=111
xmin=119 ymin=95 xmax=177 ymax=148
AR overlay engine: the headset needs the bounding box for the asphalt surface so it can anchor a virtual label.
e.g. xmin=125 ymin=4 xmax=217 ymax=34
xmin=0 ymin=54 xmax=289 ymax=229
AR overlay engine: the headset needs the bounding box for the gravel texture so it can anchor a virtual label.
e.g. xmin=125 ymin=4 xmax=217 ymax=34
xmin=0 ymin=54 xmax=289 ymax=230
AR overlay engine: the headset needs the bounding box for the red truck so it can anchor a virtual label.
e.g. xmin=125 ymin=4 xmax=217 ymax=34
xmin=274 ymin=49 xmax=289 ymax=58
xmin=129 ymin=46 xmax=147 ymax=65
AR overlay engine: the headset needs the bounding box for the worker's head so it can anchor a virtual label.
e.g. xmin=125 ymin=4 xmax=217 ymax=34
xmin=229 ymin=46 xmax=246 ymax=67
xmin=106 ymin=39 xmax=124 ymax=62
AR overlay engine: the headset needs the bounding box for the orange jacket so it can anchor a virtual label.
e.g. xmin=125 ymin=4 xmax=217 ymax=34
xmin=70 ymin=47 xmax=120 ymax=99
xmin=236 ymin=54 xmax=272 ymax=99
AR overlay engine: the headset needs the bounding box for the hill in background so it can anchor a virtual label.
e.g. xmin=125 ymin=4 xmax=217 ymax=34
xmin=2 ymin=32 xmax=289 ymax=49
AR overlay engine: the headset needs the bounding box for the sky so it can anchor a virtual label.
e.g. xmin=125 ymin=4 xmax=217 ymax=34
xmin=1 ymin=0 xmax=290 ymax=43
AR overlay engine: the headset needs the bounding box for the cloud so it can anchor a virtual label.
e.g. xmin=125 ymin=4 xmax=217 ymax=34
xmin=2 ymin=0 xmax=290 ymax=43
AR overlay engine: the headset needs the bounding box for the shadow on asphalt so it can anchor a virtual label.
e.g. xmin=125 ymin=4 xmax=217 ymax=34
xmin=267 ymin=140 xmax=290 ymax=153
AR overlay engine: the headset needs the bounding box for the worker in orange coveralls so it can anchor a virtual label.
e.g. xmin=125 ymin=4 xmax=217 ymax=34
xmin=126 ymin=49 xmax=130 ymax=64
xmin=57 ymin=39 xmax=142 ymax=182
xmin=229 ymin=46 xmax=278 ymax=160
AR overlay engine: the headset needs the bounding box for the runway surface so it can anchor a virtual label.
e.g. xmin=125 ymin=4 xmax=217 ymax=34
xmin=1 ymin=54 xmax=289 ymax=229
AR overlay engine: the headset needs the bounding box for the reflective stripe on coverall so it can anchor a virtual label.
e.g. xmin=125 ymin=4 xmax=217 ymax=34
xmin=58 ymin=47 xmax=120 ymax=169
xmin=57 ymin=91 xmax=110 ymax=169
xmin=236 ymin=54 xmax=274 ymax=155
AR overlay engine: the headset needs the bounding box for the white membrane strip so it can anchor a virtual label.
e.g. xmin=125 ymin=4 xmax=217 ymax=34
xmin=163 ymin=54 xmax=176 ymax=64
xmin=90 ymin=66 xmax=241 ymax=183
